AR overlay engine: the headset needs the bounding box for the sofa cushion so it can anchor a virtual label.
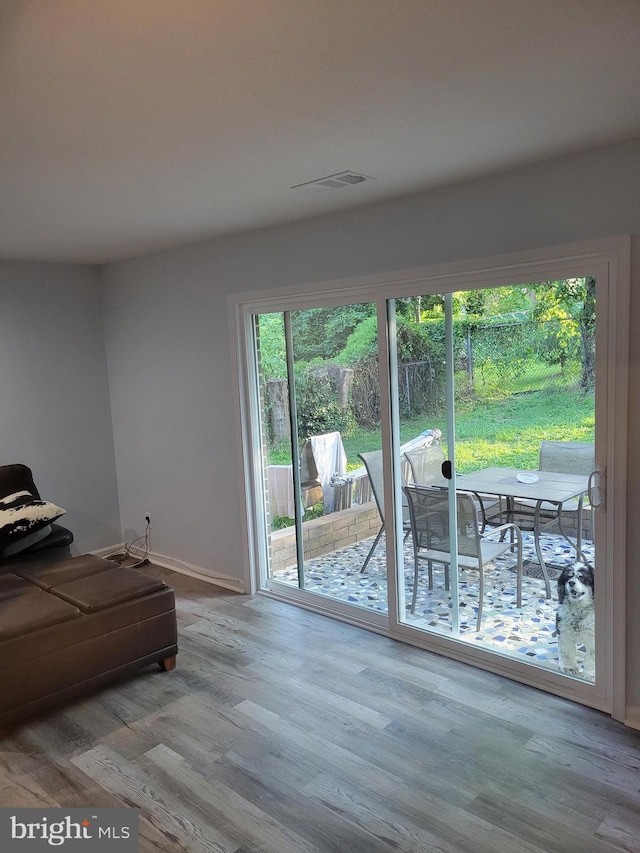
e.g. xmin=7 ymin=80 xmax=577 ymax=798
xmin=18 ymin=553 xmax=111 ymax=590
xmin=0 ymin=573 xmax=34 ymax=601
xmin=19 ymin=522 xmax=74 ymax=553
xmin=0 ymin=491 xmax=66 ymax=552
xmin=50 ymin=566 xmax=166 ymax=612
xmin=0 ymin=589 xmax=80 ymax=640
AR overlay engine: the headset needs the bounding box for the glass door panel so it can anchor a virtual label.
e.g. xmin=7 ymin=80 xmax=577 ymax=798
xmin=254 ymin=303 xmax=388 ymax=615
xmin=393 ymin=279 xmax=597 ymax=683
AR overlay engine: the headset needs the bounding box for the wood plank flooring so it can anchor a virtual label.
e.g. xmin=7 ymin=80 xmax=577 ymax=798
xmin=1 ymin=565 xmax=639 ymax=852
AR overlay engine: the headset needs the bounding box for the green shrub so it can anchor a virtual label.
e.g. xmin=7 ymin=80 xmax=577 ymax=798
xmin=294 ymin=365 xmax=354 ymax=440
xmin=336 ymin=315 xmax=378 ymax=364
xmin=271 ymin=502 xmax=324 ymax=530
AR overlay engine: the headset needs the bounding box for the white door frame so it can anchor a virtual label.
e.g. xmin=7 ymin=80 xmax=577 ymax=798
xmin=230 ymin=236 xmax=630 ymax=721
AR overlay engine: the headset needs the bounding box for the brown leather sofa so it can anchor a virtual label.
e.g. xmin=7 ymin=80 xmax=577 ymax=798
xmin=0 ymin=465 xmax=177 ymax=726
xmin=0 ymin=553 xmax=178 ymax=727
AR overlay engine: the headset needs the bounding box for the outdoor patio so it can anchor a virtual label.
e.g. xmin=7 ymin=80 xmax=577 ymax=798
xmin=271 ymin=529 xmax=596 ymax=680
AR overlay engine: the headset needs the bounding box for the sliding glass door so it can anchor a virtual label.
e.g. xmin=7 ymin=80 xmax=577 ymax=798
xmin=238 ymin=242 xmax=626 ymax=713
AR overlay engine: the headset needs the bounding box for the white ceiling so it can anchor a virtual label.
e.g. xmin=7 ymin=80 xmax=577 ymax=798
xmin=1 ymin=0 xmax=640 ymax=264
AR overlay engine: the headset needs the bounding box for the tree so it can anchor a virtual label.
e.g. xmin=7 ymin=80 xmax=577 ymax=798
xmin=532 ymin=278 xmax=595 ymax=389
xmin=396 ymin=295 xmax=444 ymax=322
xmin=256 ymin=313 xmax=286 ymax=379
xmin=291 ymin=304 xmax=375 ymax=362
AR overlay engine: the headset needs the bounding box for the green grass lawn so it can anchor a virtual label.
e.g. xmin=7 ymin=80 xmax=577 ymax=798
xmin=430 ymin=388 xmax=593 ymax=472
xmin=323 ymin=387 xmax=594 ymax=472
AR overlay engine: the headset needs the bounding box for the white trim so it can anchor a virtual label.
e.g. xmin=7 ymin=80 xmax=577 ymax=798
xmin=128 ymin=545 xmax=247 ymax=593
xmin=89 ymin=542 xmax=125 ymax=558
xmin=231 ymin=235 xmax=630 ymax=722
xmin=90 ymin=542 xmax=246 ymax=593
xmin=377 ymin=299 xmax=401 ymax=631
xmin=606 ymin=242 xmax=630 ymax=722
xmin=625 ymin=707 xmax=640 ymax=731
xmin=232 ymin=236 xmax=631 ymax=312
xmin=389 ymin=619 xmax=609 ymax=709
xmin=266 ymin=579 xmax=388 ymax=629
xmin=228 ymin=298 xmax=258 ymax=596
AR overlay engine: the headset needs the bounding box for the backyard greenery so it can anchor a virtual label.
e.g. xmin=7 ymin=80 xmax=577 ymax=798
xmin=268 ymin=384 xmax=594 ymax=529
xmin=416 ymin=388 xmax=593 ymax=473
xmin=270 ymin=385 xmax=594 ymax=473
xmin=261 ymin=278 xmax=595 ymax=485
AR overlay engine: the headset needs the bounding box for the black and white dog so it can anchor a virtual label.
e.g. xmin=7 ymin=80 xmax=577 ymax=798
xmin=556 ymin=562 xmax=595 ymax=678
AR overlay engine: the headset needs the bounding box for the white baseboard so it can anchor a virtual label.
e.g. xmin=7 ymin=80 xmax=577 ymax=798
xmin=89 ymin=542 xmax=246 ymax=594
xmin=89 ymin=543 xmax=125 ymax=558
xmin=624 ymin=706 xmax=640 ymax=731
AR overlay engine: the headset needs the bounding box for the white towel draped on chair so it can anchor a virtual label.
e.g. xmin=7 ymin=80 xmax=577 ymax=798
xmin=307 ymin=431 xmax=347 ymax=514
xmin=266 ymin=431 xmax=347 ymax=518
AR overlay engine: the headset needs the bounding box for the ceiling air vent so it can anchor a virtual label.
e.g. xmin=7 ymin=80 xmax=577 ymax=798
xmin=291 ymin=171 xmax=376 ymax=192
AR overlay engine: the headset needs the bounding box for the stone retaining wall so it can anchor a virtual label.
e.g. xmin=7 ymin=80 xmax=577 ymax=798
xmin=268 ymin=501 xmax=593 ymax=575
xmin=269 ymin=502 xmax=380 ymax=574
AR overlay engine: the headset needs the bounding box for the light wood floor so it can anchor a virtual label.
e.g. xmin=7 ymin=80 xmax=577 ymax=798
xmin=1 ymin=565 xmax=639 ymax=853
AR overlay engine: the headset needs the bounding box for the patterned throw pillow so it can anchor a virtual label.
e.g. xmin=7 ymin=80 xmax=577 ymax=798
xmin=0 ymin=490 xmax=66 ymax=550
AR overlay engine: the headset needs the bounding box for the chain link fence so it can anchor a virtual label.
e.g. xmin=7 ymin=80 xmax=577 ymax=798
xmin=383 ymin=317 xmax=587 ymax=420
xmin=264 ymin=317 xmax=590 ymax=434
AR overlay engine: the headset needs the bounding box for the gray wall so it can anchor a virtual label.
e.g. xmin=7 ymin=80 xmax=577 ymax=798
xmin=100 ymin=138 xmax=640 ymax=705
xmin=0 ymin=261 xmax=120 ymax=552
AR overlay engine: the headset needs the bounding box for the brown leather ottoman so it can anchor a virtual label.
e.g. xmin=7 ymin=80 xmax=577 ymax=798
xmin=0 ymin=554 xmax=178 ymax=726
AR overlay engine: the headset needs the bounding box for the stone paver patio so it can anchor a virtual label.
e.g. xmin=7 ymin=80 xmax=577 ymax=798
xmin=271 ymin=530 xmax=596 ymax=681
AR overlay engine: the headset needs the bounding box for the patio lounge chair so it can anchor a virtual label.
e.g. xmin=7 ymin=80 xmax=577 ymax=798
xmin=403 ymin=484 xmax=523 ymax=631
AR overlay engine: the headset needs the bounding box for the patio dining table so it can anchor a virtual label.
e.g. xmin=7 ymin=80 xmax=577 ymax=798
xmin=455 ymin=466 xmax=590 ymax=599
